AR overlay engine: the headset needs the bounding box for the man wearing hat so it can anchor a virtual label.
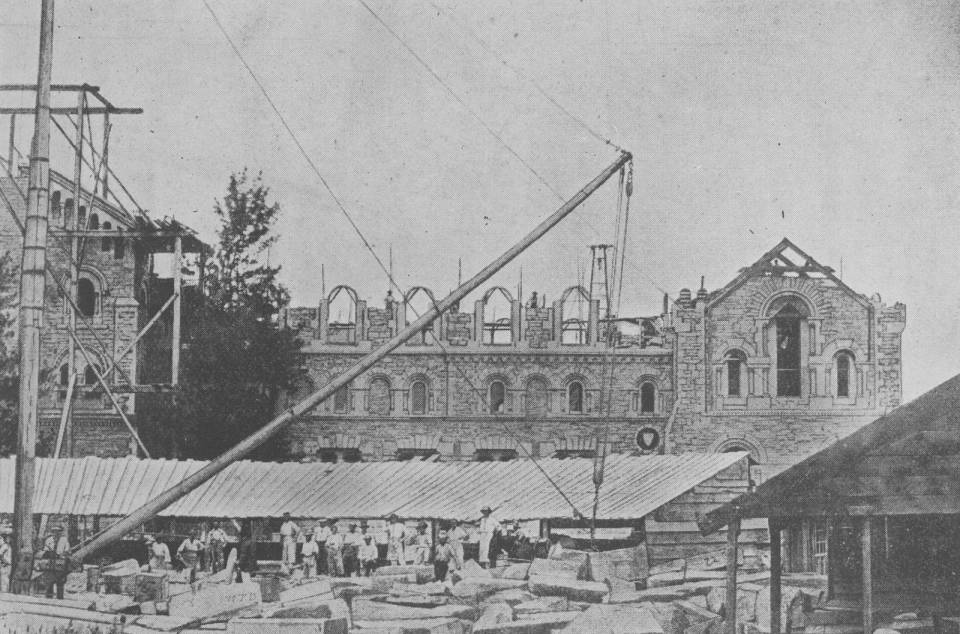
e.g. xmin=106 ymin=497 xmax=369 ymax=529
xmin=177 ymin=529 xmax=205 ymax=583
xmin=145 ymin=534 xmax=171 ymax=572
xmin=477 ymin=505 xmax=500 ymax=568
xmin=301 ymin=529 xmax=320 ymax=577
xmin=343 ymin=523 xmax=364 ymax=577
xmin=52 ymin=525 xmax=70 ymax=556
xmin=412 ymin=521 xmax=432 ymax=566
xmin=359 ymin=533 xmax=379 ymax=576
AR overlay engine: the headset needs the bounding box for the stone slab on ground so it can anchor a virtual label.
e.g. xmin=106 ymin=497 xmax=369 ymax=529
xmin=375 ymin=565 xmax=435 ymax=584
xmin=472 ymin=611 xmax=582 ymax=634
xmin=0 ymin=591 xmax=94 ymax=611
xmin=482 ymin=589 xmax=537 ymax=606
xmin=513 ymin=597 xmax=569 ymax=615
xmin=450 ymin=578 xmax=528 ymax=602
xmin=455 ymin=559 xmax=491 ymax=579
xmin=226 ymin=616 xmax=348 ymax=634
xmin=498 ymin=562 xmax=531 ymax=581
xmin=527 ymin=574 xmax=609 ymax=603
xmin=674 ymin=599 xmax=721 ymax=623
xmin=647 ymin=571 xmax=686 ymax=588
xmin=474 ymin=602 xmax=514 ymax=629
xmin=372 ymin=573 xmax=418 ymax=593
xmin=564 ymin=604 xmax=664 ymax=634
xmin=279 ymin=578 xmax=335 ymax=605
xmin=588 ymin=545 xmax=648 ymax=585
xmin=352 ymin=617 xmax=471 ymax=633
xmin=392 ymin=581 xmax=449 ymax=596
xmin=350 ymin=597 xmax=477 ymax=621
xmin=528 ymin=557 xmax=584 ymax=581
xmin=167 ymin=581 xmax=261 ymax=620
xmin=614 ymin=579 xmax=723 ymax=604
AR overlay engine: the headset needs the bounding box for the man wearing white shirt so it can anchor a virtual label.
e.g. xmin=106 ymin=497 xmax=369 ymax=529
xmin=477 ymin=506 xmax=500 ymax=568
xmin=325 ymin=524 xmax=345 ymax=576
xmin=301 ymin=530 xmax=320 ymax=577
xmin=279 ymin=512 xmax=300 ymax=570
xmin=387 ymin=514 xmax=407 ymax=566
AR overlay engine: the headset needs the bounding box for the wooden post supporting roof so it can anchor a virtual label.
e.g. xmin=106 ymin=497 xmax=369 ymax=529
xmin=172 ymin=235 xmax=182 ymax=385
xmin=769 ymin=521 xmax=782 ymax=634
xmin=725 ymin=517 xmax=740 ymax=634
xmin=862 ymin=517 xmax=873 ymax=634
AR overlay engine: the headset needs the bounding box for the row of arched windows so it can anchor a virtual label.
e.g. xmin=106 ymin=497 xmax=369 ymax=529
xmin=722 ymin=347 xmax=856 ymax=398
xmin=312 ymin=376 xmax=660 ymax=417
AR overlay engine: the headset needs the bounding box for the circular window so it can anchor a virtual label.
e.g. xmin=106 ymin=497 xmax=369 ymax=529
xmin=635 ymin=427 xmax=660 ymax=452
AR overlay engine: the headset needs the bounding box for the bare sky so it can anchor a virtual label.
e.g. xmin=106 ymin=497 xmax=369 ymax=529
xmin=1 ymin=1 xmax=958 ymax=400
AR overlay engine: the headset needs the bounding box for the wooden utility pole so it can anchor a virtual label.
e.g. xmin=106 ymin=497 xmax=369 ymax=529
xmin=71 ymin=151 xmax=632 ymax=561
xmin=171 ymin=235 xmax=182 ymax=384
xmin=11 ymin=0 xmax=55 ymax=594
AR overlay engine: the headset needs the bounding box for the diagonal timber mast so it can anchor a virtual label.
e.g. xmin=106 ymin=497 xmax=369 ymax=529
xmin=72 ymin=150 xmax=632 ymax=560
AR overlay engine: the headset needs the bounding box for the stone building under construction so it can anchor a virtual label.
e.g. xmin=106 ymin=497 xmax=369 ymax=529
xmin=281 ymin=238 xmax=906 ymax=481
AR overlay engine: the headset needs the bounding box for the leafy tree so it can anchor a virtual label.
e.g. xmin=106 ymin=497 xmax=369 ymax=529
xmin=141 ymin=170 xmax=301 ymax=459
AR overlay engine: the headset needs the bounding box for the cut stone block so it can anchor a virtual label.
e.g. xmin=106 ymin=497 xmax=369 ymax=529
xmin=565 ymin=604 xmax=664 ymax=634
xmin=527 ymin=574 xmax=609 ymax=603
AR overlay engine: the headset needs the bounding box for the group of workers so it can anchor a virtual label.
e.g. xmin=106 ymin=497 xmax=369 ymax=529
xmin=131 ymin=505 xmax=536 ymax=586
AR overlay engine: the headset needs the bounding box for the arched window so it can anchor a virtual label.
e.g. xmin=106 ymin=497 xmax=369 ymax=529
xmin=775 ymin=304 xmax=802 ymax=396
xmin=77 ymin=278 xmax=98 ymax=317
xmin=525 ymin=377 xmax=549 ymax=418
xmin=368 ymin=376 xmax=391 ymax=415
xmin=410 ymin=380 xmax=428 ymax=415
xmin=725 ymin=350 xmax=747 ymax=397
xmin=83 ymin=365 xmax=100 ymax=385
xmin=482 ymin=287 xmax=513 ymax=345
xmin=489 ymin=380 xmax=506 ymax=414
xmin=559 ymin=286 xmax=590 ymax=345
xmin=89 ymin=213 xmax=100 ymax=230
xmin=333 ymin=384 xmax=351 ymax=413
xmin=59 ymin=364 xmax=69 ymax=386
xmin=78 ymin=205 xmax=86 ymax=228
xmin=568 ymin=381 xmax=584 ymax=414
xmin=836 ymin=352 xmax=854 ymax=398
xmin=640 ymin=382 xmax=656 ymax=414
xmin=327 ymin=286 xmax=358 ymax=344
xmin=101 ymin=221 xmax=112 ymax=251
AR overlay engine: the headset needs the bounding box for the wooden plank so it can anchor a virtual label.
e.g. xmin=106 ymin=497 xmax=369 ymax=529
xmin=862 ymin=517 xmax=873 ymax=634
xmin=769 ymin=522 xmax=782 ymax=634
xmin=726 ymin=517 xmax=739 ymax=634
xmin=0 ymin=106 xmax=142 ymax=115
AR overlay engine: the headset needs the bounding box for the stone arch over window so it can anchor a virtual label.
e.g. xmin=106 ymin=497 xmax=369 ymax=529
xmin=761 ymin=292 xmax=815 ymax=398
xmin=566 ymin=377 xmax=585 ymax=414
xmin=404 ymin=286 xmax=437 ymax=345
xmin=834 ymin=350 xmax=855 ymax=398
xmin=639 ymin=379 xmax=657 ymax=414
xmin=724 ymin=349 xmax=747 ymax=397
xmin=482 ymin=287 xmax=514 ymax=345
xmin=525 ymin=375 xmax=550 ymax=418
xmin=367 ymin=375 xmax=392 ymax=415
xmin=327 ymin=285 xmax=359 ymax=344
xmin=712 ymin=435 xmax=767 ymax=482
xmin=76 ymin=268 xmax=106 ymax=317
xmin=408 ymin=375 xmax=430 ymax=415
xmin=486 ymin=375 xmax=509 ymax=414
xmin=560 ymin=286 xmax=590 ymax=345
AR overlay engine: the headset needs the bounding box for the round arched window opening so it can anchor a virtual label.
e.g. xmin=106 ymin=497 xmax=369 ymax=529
xmin=410 ymin=380 xmax=428 ymax=415
xmin=567 ymin=381 xmax=584 ymax=414
xmin=488 ymin=380 xmax=506 ymax=414
xmin=640 ymin=382 xmax=656 ymax=414
xmin=77 ymin=278 xmax=98 ymax=317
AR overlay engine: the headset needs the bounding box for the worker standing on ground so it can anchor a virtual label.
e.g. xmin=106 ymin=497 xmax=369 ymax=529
xmin=449 ymin=519 xmax=467 ymax=567
xmin=325 ymin=522 xmax=345 ymax=576
xmin=177 ymin=529 xmax=205 ymax=583
xmin=40 ymin=534 xmax=65 ymax=599
xmin=477 ymin=505 xmax=500 ymax=568
xmin=145 ymin=535 xmax=171 ymax=572
xmin=387 ymin=514 xmax=407 ymax=566
xmin=412 ymin=522 xmax=432 ymax=565
xmin=236 ymin=525 xmax=258 ymax=583
xmin=207 ymin=522 xmax=228 ymax=572
xmin=359 ymin=534 xmax=379 ymax=576
xmin=343 ymin=523 xmax=364 ymax=577
xmin=279 ymin=512 xmax=301 ymax=572
xmin=433 ymin=530 xmax=460 ymax=582
xmin=53 ymin=525 xmax=70 ymax=555
xmin=301 ymin=529 xmax=319 ymax=578
xmin=314 ymin=519 xmax=331 ymax=575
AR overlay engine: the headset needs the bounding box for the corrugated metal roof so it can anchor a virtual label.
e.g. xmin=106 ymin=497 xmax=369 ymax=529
xmin=0 ymin=452 xmax=746 ymax=521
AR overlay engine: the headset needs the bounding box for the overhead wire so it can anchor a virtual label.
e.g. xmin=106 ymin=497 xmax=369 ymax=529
xmin=200 ymin=0 xmax=589 ymax=518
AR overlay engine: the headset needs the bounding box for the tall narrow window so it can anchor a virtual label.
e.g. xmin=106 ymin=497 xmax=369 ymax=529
xmin=77 ymin=278 xmax=97 ymax=317
xmin=334 ymin=385 xmax=350 ymax=413
xmin=726 ymin=350 xmax=746 ymax=396
xmin=411 ymin=381 xmax=427 ymax=415
xmin=489 ymin=380 xmax=505 ymax=414
xmin=368 ymin=377 xmax=391 ymax=415
xmin=640 ymin=382 xmax=656 ymax=414
xmin=101 ymin=221 xmax=112 ymax=251
xmin=776 ymin=305 xmax=802 ymax=396
xmin=83 ymin=365 xmax=100 ymax=385
xmin=836 ymin=353 xmax=852 ymax=398
xmin=59 ymin=364 xmax=69 ymax=386
xmin=114 ymin=237 xmax=125 ymax=260
xmin=568 ymin=381 xmax=584 ymax=413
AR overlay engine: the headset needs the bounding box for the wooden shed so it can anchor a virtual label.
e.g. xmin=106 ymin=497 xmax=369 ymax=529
xmin=700 ymin=374 xmax=960 ymax=634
